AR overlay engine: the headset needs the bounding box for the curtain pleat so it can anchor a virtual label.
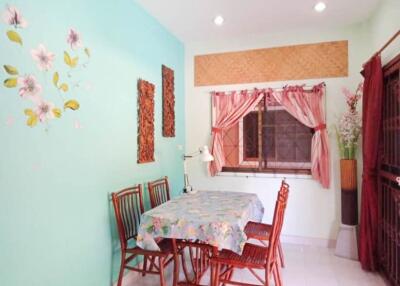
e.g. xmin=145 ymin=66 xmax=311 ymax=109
xmin=359 ymin=55 xmax=383 ymax=271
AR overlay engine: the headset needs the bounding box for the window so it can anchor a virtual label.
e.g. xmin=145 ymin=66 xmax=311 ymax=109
xmin=222 ymin=100 xmax=313 ymax=174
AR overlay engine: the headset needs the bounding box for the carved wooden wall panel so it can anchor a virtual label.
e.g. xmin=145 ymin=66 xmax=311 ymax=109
xmin=162 ymin=65 xmax=175 ymax=137
xmin=137 ymin=79 xmax=155 ymax=164
xmin=194 ymin=40 xmax=348 ymax=86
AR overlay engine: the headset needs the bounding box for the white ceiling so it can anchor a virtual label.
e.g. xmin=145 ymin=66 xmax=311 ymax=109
xmin=136 ymin=0 xmax=381 ymax=43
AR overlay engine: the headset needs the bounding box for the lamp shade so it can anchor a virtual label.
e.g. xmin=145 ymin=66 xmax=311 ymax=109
xmin=200 ymin=146 xmax=214 ymax=162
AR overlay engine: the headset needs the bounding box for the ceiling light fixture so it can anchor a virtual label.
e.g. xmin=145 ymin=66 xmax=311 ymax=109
xmin=314 ymin=2 xmax=326 ymax=12
xmin=214 ymin=15 xmax=224 ymax=26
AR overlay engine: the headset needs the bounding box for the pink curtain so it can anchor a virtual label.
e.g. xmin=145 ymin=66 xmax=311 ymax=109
xmin=209 ymin=90 xmax=264 ymax=176
xmin=269 ymin=83 xmax=330 ymax=188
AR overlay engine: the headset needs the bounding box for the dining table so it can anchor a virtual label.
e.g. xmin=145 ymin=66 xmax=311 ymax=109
xmin=136 ymin=190 xmax=264 ymax=285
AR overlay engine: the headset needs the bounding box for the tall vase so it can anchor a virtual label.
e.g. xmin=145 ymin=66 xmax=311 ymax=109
xmin=335 ymin=159 xmax=359 ymax=260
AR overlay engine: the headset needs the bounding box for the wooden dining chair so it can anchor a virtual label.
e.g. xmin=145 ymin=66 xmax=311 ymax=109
xmin=148 ymin=176 xmax=171 ymax=208
xmin=244 ymin=180 xmax=290 ymax=267
xmin=111 ymin=185 xmax=174 ymax=286
xmin=211 ymin=181 xmax=290 ymax=286
xmin=177 ymin=240 xmax=214 ymax=286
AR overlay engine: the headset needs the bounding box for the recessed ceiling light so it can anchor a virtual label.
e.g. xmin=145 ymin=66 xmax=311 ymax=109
xmin=214 ymin=15 xmax=224 ymax=26
xmin=314 ymin=2 xmax=326 ymax=12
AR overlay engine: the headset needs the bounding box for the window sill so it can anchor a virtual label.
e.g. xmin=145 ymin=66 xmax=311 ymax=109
xmin=217 ymin=171 xmax=312 ymax=179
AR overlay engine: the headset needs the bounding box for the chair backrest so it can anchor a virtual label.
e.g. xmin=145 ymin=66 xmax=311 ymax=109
xmin=148 ymin=176 xmax=171 ymax=208
xmin=111 ymin=185 xmax=144 ymax=250
xmin=266 ymin=180 xmax=290 ymax=264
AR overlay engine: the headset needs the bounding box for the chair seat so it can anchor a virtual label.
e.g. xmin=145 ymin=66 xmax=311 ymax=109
xmin=213 ymin=243 xmax=268 ymax=268
xmin=244 ymin=221 xmax=272 ymax=240
xmin=128 ymin=237 xmax=173 ymax=257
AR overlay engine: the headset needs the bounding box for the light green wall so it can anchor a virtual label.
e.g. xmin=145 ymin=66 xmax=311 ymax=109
xmin=0 ymin=0 xmax=184 ymax=285
xmin=368 ymin=0 xmax=400 ymax=63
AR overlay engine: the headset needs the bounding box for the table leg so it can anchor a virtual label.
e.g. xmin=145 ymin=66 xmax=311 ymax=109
xmin=172 ymin=239 xmax=180 ymax=286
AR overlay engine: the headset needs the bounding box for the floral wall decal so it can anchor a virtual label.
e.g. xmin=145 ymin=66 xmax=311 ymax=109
xmin=2 ymin=4 xmax=92 ymax=129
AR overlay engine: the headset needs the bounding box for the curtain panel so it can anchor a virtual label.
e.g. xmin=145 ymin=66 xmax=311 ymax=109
xmin=209 ymin=83 xmax=330 ymax=189
xmin=209 ymin=90 xmax=265 ymax=176
xmin=359 ymin=55 xmax=383 ymax=271
xmin=268 ymin=83 xmax=330 ymax=188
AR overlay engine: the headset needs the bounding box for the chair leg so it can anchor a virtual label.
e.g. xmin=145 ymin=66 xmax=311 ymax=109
xmin=181 ymin=249 xmax=192 ymax=283
xmin=149 ymin=256 xmax=156 ymax=272
xmin=222 ymin=267 xmax=233 ymax=286
xmin=275 ymin=262 xmax=283 ymax=286
xmin=213 ymin=262 xmax=221 ymax=286
xmin=227 ymin=267 xmax=234 ymax=281
xmin=159 ymin=257 xmax=166 ymax=286
xmin=271 ymin=263 xmax=282 ymax=286
xmin=265 ymin=266 xmax=271 ymax=286
xmin=117 ymin=251 xmax=125 ymax=286
xmin=278 ymin=240 xmax=285 ymax=268
xmin=142 ymin=256 xmax=147 ymax=276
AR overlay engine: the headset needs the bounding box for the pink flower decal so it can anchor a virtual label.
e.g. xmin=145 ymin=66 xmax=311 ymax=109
xmin=35 ymin=100 xmax=55 ymax=122
xmin=31 ymin=44 xmax=55 ymax=71
xmin=6 ymin=115 xmax=15 ymax=127
xmin=2 ymin=5 xmax=27 ymax=28
xmin=18 ymin=75 xmax=42 ymax=100
xmin=67 ymin=28 xmax=82 ymax=50
xmin=74 ymin=120 xmax=83 ymax=129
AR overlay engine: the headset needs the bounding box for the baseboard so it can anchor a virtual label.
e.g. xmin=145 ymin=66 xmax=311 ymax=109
xmin=112 ymin=263 xmax=143 ymax=286
xmin=280 ymin=234 xmax=336 ymax=248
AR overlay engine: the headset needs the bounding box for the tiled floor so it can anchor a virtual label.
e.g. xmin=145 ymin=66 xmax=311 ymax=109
xmin=123 ymin=244 xmax=388 ymax=286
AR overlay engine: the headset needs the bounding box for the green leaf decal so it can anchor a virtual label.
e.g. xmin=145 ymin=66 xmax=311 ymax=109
xmin=27 ymin=115 xmax=38 ymax=127
xmin=4 ymin=78 xmax=18 ymax=88
xmin=3 ymin=65 xmax=18 ymax=75
xmin=64 ymin=99 xmax=80 ymax=110
xmin=52 ymin=108 xmax=62 ymax=118
xmin=64 ymin=51 xmax=72 ymax=66
xmin=24 ymin=109 xmax=38 ymax=127
xmin=53 ymin=72 xmax=59 ymax=87
xmin=59 ymin=83 xmax=69 ymax=92
xmin=64 ymin=52 xmax=78 ymax=68
xmin=70 ymin=56 xmax=78 ymax=68
xmin=84 ymin=47 xmax=90 ymax=58
xmin=24 ymin=109 xmax=35 ymax=116
xmin=6 ymin=30 xmax=22 ymax=45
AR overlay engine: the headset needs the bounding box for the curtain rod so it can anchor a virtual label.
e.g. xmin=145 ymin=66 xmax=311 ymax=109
xmin=366 ymin=29 xmax=400 ymax=63
xmin=209 ymin=82 xmax=325 ymax=94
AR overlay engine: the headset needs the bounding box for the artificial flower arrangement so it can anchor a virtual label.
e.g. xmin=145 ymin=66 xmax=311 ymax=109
xmin=2 ymin=4 xmax=91 ymax=128
xmin=335 ymin=83 xmax=363 ymax=159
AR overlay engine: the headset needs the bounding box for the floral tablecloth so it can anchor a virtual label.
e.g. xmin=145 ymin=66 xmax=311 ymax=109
xmin=137 ymin=190 xmax=264 ymax=254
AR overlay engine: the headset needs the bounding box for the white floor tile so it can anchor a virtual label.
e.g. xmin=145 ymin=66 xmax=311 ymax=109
xmin=121 ymin=244 xmax=388 ymax=286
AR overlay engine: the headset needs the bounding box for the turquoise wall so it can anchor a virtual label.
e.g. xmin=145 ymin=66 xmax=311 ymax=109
xmin=0 ymin=0 xmax=184 ymax=285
